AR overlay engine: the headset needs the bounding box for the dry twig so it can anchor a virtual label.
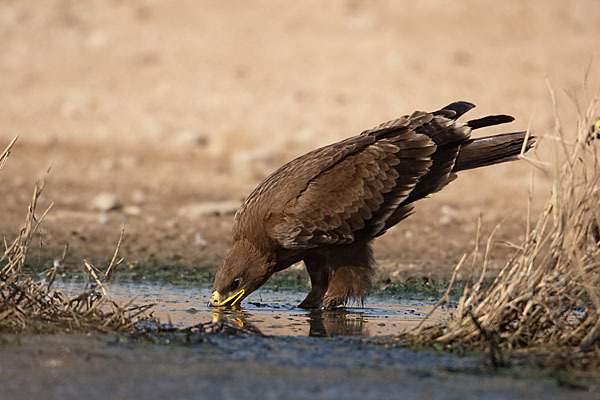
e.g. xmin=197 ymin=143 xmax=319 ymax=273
xmin=0 ymin=138 xmax=152 ymax=333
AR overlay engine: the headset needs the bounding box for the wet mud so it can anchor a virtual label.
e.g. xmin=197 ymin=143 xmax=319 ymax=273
xmin=1 ymin=331 xmax=595 ymax=400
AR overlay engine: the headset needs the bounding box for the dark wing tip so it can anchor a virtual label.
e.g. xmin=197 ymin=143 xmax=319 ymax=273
xmin=437 ymin=101 xmax=476 ymax=119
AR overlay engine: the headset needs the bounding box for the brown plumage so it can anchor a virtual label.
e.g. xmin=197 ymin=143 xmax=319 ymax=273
xmin=210 ymin=101 xmax=535 ymax=309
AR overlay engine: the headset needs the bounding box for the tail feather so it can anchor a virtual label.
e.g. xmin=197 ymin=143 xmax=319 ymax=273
xmin=376 ymin=103 xmax=535 ymax=237
xmin=467 ymin=115 xmax=515 ymax=129
xmin=453 ymin=132 xmax=535 ymax=172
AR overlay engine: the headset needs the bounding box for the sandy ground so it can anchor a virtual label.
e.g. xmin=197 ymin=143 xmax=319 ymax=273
xmin=1 ymin=0 xmax=600 ymax=280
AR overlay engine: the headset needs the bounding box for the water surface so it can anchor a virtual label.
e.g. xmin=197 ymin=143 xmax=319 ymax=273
xmin=63 ymin=281 xmax=449 ymax=336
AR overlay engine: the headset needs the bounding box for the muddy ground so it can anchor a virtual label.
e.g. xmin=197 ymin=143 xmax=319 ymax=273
xmin=2 ymin=1 xmax=600 ymax=398
xmin=2 ymin=333 xmax=598 ymax=400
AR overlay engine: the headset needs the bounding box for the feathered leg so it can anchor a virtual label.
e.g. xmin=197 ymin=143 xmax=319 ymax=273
xmin=323 ymin=243 xmax=375 ymax=308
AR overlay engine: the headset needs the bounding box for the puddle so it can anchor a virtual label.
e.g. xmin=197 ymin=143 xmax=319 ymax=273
xmin=58 ymin=281 xmax=448 ymax=337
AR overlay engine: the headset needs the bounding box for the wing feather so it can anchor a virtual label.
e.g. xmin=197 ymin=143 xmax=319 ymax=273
xmin=235 ymin=101 xmax=511 ymax=250
xmin=272 ymin=128 xmax=436 ymax=249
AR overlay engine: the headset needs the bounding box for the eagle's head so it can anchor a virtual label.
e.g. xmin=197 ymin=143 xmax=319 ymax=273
xmin=210 ymin=238 xmax=274 ymax=307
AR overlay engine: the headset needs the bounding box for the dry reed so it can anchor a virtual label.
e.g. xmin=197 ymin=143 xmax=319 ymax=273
xmin=408 ymin=95 xmax=600 ymax=371
xmin=0 ymin=137 xmax=152 ymax=333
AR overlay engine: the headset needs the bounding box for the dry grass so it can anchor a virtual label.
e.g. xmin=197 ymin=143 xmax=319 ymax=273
xmin=0 ymin=137 xmax=152 ymax=333
xmin=401 ymin=94 xmax=600 ymax=371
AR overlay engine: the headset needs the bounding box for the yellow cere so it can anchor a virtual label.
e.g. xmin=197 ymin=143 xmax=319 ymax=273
xmin=210 ymin=289 xmax=245 ymax=307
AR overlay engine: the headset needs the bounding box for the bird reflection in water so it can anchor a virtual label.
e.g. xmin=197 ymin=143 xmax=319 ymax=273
xmin=208 ymin=307 xmax=263 ymax=335
xmin=209 ymin=306 xmax=369 ymax=337
xmin=307 ymin=309 xmax=369 ymax=337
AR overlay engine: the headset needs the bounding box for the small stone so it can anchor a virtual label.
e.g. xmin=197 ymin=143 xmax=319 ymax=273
xmin=231 ymin=148 xmax=276 ymax=180
xmin=98 ymin=214 xmax=111 ymax=224
xmin=171 ymin=130 xmax=208 ymax=147
xmin=438 ymin=205 xmax=458 ymax=226
xmin=131 ymin=189 xmax=147 ymax=204
xmin=91 ymin=192 xmax=122 ymax=212
xmin=438 ymin=214 xmax=452 ymax=226
xmin=165 ymin=219 xmax=179 ymax=229
xmin=195 ymin=233 xmax=207 ymax=246
xmin=99 ymin=158 xmax=119 ymax=170
xmin=100 ymin=156 xmax=143 ymax=171
xmin=178 ymin=201 xmax=239 ymax=218
xmin=124 ymin=205 xmax=142 ymax=216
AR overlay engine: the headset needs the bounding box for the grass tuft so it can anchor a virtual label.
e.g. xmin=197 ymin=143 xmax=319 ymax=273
xmin=402 ymin=93 xmax=600 ymax=373
xmin=0 ymin=137 xmax=152 ymax=333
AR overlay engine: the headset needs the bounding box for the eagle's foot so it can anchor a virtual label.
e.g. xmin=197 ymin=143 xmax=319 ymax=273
xmin=298 ymin=291 xmax=324 ymax=309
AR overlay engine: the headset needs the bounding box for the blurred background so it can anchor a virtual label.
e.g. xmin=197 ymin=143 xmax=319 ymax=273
xmin=1 ymin=0 xmax=599 ymax=276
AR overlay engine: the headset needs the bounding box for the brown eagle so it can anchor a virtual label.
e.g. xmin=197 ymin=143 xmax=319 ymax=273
xmin=210 ymin=101 xmax=534 ymax=309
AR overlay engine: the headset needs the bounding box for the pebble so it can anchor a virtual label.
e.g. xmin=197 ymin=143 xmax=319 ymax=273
xmin=98 ymin=214 xmax=111 ymax=224
xmin=124 ymin=205 xmax=142 ymax=216
xmin=178 ymin=201 xmax=239 ymax=218
xmin=438 ymin=205 xmax=458 ymax=226
xmin=170 ymin=130 xmax=208 ymax=147
xmin=99 ymin=155 xmax=143 ymax=171
xmin=195 ymin=233 xmax=207 ymax=246
xmin=90 ymin=192 xmax=122 ymax=212
xmin=131 ymin=189 xmax=147 ymax=204
xmin=231 ymin=148 xmax=276 ymax=180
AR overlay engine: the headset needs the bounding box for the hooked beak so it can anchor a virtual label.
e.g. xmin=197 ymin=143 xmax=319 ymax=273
xmin=209 ymin=289 xmax=245 ymax=307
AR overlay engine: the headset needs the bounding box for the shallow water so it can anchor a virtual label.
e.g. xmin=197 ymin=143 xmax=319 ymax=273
xmin=57 ymin=280 xmax=448 ymax=336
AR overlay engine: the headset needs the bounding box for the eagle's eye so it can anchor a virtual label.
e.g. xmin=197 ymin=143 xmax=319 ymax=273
xmin=230 ymin=278 xmax=241 ymax=291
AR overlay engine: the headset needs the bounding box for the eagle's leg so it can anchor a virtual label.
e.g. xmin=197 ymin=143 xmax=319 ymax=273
xmin=299 ymin=256 xmax=331 ymax=309
xmin=323 ymin=243 xmax=374 ymax=309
